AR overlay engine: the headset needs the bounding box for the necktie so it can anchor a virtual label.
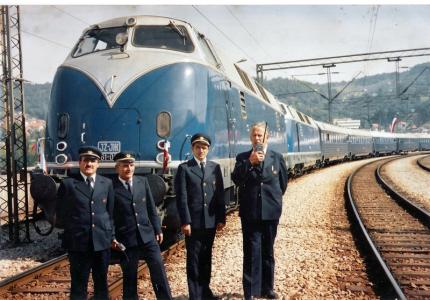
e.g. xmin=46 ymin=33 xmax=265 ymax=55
xmin=86 ymin=177 xmax=93 ymax=192
xmin=200 ymin=162 xmax=205 ymax=177
xmin=125 ymin=181 xmax=132 ymax=194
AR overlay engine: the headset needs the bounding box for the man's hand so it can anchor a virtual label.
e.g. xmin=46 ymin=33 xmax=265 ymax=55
xmin=249 ymin=150 xmax=265 ymax=166
xmin=181 ymin=224 xmax=191 ymax=236
xmin=156 ymin=233 xmax=163 ymax=244
xmin=111 ymin=239 xmax=125 ymax=251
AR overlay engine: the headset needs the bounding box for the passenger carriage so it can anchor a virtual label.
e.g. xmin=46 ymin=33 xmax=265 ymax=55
xmin=370 ymin=131 xmax=398 ymax=155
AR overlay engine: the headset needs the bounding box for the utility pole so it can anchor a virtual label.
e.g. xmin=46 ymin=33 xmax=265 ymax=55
xmin=323 ymin=63 xmax=335 ymax=123
xmin=0 ymin=5 xmax=30 ymax=244
xmin=387 ymin=57 xmax=401 ymax=97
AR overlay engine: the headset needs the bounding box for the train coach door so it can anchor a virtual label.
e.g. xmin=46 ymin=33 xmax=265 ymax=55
xmin=82 ymin=108 xmax=141 ymax=161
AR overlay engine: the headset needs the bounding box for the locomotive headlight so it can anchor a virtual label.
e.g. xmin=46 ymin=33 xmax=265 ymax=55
xmin=55 ymin=154 xmax=68 ymax=165
xmin=156 ymin=111 xmax=172 ymax=138
xmin=115 ymin=32 xmax=128 ymax=46
xmin=126 ymin=17 xmax=137 ymax=27
xmin=56 ymin=141 xmax=68 ymax=151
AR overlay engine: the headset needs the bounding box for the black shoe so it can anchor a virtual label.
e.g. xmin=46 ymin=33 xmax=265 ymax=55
xmin=203 ymin=289 xmax=219 ymax=300
xmin=262 ymin=290 xmax=278 ymax=299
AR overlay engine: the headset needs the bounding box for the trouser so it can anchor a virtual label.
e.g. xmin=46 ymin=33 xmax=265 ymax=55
xmin=68 ymin=248 xmax=110 ymax=300
xmin=241 ymin=219 xmax=279 ymax=298
xmin=185 ymin=228 xmax=216 ymax=300
xmin=120 ymin=238 xmax=172 ymax=300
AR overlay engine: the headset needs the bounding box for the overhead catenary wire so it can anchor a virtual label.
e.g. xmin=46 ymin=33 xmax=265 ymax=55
xmin=21 ymin=29 xmax=71 ymax=50
xmin=225 ymin=6 xmax=273 ymax=61
xmin=225 ymin=6 xmax=294 ymax=83
xmin=192 ymin=5 xmax=258 ymax=65
xmin=51 ymin=5 xmax=90 ymax=26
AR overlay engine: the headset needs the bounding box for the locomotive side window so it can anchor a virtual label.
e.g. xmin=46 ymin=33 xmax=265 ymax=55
xmin=133 ymin=25 xmax=194 ymax=52
xmin=197 ymin=32 xmax=223 ymax=69
xmin=72 ymin=26 xmax=128 ymax=57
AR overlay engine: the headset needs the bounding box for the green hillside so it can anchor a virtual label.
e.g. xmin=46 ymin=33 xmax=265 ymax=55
xmin=23 ymin=62 xmax=430 ymax=131
xmin=263 ymin=62 xmax=430 ymax=130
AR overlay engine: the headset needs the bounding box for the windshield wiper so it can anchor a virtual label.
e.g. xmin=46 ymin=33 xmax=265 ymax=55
xmin=169 ymin=20 xmax=185 ymax=38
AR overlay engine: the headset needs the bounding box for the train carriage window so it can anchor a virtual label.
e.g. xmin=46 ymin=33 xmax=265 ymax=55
xmin=133 ymin=24 xmax=194 ymax=52
xmin=73 ymin=26 xmax=128 ymax=57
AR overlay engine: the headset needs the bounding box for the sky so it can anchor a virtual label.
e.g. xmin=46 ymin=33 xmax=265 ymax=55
xmin=16 ymin=4 xmax=430 ymax=85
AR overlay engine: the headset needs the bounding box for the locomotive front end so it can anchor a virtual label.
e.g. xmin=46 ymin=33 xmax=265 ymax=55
xmin=30 ymin=16 xmax=207 ymax=234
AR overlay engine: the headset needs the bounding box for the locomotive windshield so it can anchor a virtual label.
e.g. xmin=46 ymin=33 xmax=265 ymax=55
xmin=132 ymin=24 xmax=194 ymax=52
xmin=72 ymin=26 xmax=128 ymax=57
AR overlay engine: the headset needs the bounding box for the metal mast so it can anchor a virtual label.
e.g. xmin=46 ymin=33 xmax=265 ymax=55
xmin=0 ymin=5 xmax=30 ymax=243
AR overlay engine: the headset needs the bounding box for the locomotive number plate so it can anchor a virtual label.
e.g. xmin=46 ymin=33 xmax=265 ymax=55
xmin=98 ymin=141 xmax=121 ymax=161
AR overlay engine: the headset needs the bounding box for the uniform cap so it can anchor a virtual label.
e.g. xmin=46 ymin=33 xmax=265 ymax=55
xmin=79 ymin=146 xmax=102 ymax=160
xmin=191 ymin=133 xmax=211 ymax=146
xmin=113 ymin=151 xmax=136 ymax=162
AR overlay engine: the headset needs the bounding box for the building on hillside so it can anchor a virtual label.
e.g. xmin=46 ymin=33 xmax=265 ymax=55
xmin=333 ymin=118 xmax=361 ymax=129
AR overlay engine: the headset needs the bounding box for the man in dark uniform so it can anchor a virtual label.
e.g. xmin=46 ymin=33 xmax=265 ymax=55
xmin=111 ymin=151 xmax=172 ymax=300
xmin=175 ymin=133 xmax=226 ymax=300
xmin=231 ymin=122 xmax=288 ymax=300
xmin=55 ymin=146 xmax=114 ymax=300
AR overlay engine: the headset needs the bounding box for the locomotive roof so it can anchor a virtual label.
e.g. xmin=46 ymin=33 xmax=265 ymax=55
xmin=90 ymin=15 xmax=191 ymax=30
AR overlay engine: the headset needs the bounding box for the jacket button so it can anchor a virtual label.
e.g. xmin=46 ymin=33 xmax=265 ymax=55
xmin=204 ymin=193 xmax=207 ymax=197
xmin=137 ymin=223 xmax=140 ymax=226
xmin=204 ymin=203 xmax=207 ymax=207
xmin=92 ymin=224 xmax=95 ymax=228
xmin=261 ymin=183 xmax=263 ymax=186
xmin=203 ymin=182 xmax=206 ymax=186
xmin=92 ymin=212 xmax=95 ymax=216
xmin=133 ymin=202 xmax=136 ymax=206
xmin=135 ymin=213 xmax=138 ymax=216
xmin=91 ymin=201 xmax=94 ymax=204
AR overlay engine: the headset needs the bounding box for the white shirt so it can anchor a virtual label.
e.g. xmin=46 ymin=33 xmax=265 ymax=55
xmin=193 ymin=157 xmax=207 ymax=166
xmin=118 ymin=177 xmax=133 ymax=190
xmin=80 ymin=172 xmax=96 ymax=189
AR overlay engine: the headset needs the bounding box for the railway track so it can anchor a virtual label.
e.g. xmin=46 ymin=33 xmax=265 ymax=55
xmin=0 ymin=240 xmax=185 ymax=299
xmin=346 ymin=156 xmax=430 ymax=299
xmin=417 ymin=154 xmax=430 ymax=172
xmin=0 ymin=206 xmax=235 ymax=299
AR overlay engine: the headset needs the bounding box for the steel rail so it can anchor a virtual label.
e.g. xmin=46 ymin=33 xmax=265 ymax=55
xmin=377 ymin=157 xmax=430 ymax=227
xmin=0 ymin=253 xmax=68 ymax=296
xmin=346 ymin=157 xmax=406 ymax=300
xmin=416 ymin=154 xmax=430 ymax=173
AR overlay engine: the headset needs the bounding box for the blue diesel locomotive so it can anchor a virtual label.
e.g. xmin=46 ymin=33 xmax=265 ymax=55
xmin=30 ymin=15 xmax=430 ymax=239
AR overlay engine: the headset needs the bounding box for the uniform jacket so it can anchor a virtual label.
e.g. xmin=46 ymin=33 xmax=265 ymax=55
xmin=231 ymin=148 xmax=288 ymax=221
xmin=112 ymin=176 xmax=162 ymax=247
xmin=175 ymin=159 xmax=226 ymax=229
xmin=56 ymin=174 xmax=115 ymax=252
